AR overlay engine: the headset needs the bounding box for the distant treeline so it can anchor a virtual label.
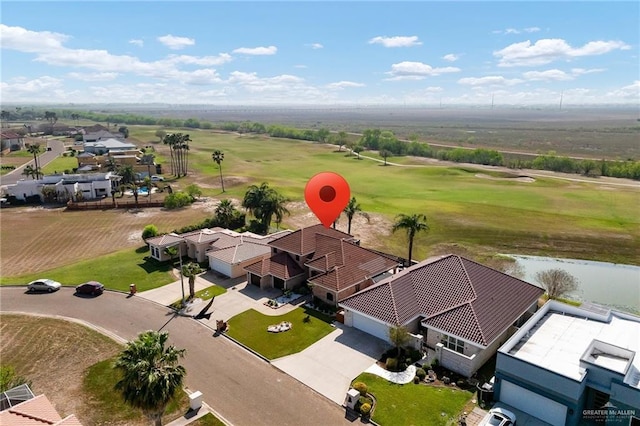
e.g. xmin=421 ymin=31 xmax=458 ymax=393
xmin=36 ymin=109 xmax=640 ymax=181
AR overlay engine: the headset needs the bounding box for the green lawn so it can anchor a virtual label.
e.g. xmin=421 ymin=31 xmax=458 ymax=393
xmin=352 ymin=373 xmax=473 ymax=426
xmin=0 ymin=246 xmax=175 ymax=292
xmin=226 ymin=307 xmax=335 ymax=359
xmin=190 ymin=413 xmax=227 ymax=426
xmin=41 ymin=156 xmax=79 ymax=174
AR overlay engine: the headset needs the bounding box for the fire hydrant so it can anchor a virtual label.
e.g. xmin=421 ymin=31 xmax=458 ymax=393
xmin=129 ymin=283 xmax=137 ymax=295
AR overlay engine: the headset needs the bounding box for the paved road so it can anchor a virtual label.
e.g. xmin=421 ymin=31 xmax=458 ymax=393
xmin=1 ymin=138 xmax=66 ymax=186
xmin=0 ymin=287 xmax=353 ymax=426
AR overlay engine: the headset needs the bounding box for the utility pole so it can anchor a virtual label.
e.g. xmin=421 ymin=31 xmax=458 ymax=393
xmin=178 ymin=244 xmax=185 ymax=306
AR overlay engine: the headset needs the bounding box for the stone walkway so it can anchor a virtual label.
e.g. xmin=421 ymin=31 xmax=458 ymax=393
xmin=364 ymin=363 xmax=416 ymax=384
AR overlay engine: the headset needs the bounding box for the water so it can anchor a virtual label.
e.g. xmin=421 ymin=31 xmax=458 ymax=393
xmin=507 ymin=255 xmax=640 ymax=315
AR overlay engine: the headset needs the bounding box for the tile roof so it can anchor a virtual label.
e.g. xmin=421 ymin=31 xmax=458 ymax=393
xmin=269 ymin=223 xmax=354 ymax=255
xmin=0 ymin=394 xmax=83 ymax=425
xmin=145 ymin=233 xmax=183 ymax=246
xmin=208 ymin=242 xmax=271 ymax=264
xmin=244 ymin=252 xmax=305 ymax=279
xmin=307 ymin=235 xmax=400 ymax=292
xmin=182 ymin=229 xmax=224 ymax=245
xmin=340 ymin=254 xmax=544 ymax=346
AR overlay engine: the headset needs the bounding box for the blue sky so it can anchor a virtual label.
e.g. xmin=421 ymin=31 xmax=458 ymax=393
xmin=1 ymin=1 xmax=638 ymax=106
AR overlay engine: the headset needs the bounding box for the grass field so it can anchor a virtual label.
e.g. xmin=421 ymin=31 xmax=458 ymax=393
xmin=226 ymin=307 xmax=335 ymax=359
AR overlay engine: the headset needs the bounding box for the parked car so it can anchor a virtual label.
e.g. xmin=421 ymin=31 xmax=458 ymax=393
xmin=75 ymin=281 xmax=105 ymax=296
xmin=27 ymin=279 xmax=62 ymax=293
xmin=151 ymin=175 xmax=165 ymax=182
xmin=479 ymin=407 xmax=516 ymax=426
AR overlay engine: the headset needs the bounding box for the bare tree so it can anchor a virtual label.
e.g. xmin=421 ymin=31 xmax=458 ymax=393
xmin=535 ymin=268 xmax=579 ymax=299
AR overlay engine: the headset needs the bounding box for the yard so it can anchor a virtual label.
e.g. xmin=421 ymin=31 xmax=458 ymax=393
xmin=226 ymin=307 xmax=335 ymax=359
xmin=352 ymin=372 xmax=473 ymax=425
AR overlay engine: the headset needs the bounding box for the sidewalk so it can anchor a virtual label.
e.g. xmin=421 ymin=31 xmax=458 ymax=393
xmin=166 ymin=401 xmax=232 ymax=426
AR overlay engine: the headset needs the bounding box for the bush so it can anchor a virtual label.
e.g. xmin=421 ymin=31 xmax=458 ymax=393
xmin=386 ymin=357 xmax=398 ymax=371
xmin=164 ymin=192 xmax=193 ymax=209
xmin=413 ymin=376 xmax=420 ymax=384
xmin=416 ymin=368 xmax=426 ymax=380
xmin=142 ymin=224 xmax=158 ymax=241
xmin=360 ymin=403 xmax=371 ymax=415
xmin=353 ymin=381 xmax=368 ymax=396
xmin=408 ymin=348 xmax=422 ymax=363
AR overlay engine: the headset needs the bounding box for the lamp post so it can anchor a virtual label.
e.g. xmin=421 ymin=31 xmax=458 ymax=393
xmin=178 ymin=244 xmax=185 ymax=307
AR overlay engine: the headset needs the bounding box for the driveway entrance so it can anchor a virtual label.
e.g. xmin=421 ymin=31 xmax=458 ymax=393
xmin=272 ymin=323 xmax=389 ymax=404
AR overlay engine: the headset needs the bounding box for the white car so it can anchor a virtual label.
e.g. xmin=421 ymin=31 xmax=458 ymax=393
xmin=27 ymin=279 xmax=62 ymax=293
xmin=151 ymin=175 xmax=165 ymax=182
xmin=479 ymin=407 xmax=516 ymax=426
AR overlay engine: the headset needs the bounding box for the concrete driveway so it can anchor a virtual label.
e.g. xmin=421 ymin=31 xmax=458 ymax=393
xmin=272 ymin=323 xmax=390 ymax=404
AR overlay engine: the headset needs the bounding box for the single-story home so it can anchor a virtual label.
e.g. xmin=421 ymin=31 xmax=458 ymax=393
xmin=339 ymin=254 xmax=544 ymax=377
xmin=494 ymin=300 xmax=640 ymax=426
xmin=244 ymin=223 xmax=400 ymax=298
xmin=5 ymin=172 xmax=119 ymax=202
xmin=83 ymin=138 xmax=136 ymax=155
xmin=0 ymin=391 xmax=83 ymax=425
xmin=0 ymin=131 xmax=24 ymax=153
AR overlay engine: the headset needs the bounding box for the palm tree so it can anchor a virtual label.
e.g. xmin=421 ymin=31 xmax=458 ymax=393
xmin=242 ymin=182 xmax=288 ymax=232
xmin=343 ymin=197 xmax=370 ymax=234
xmin=215 ymin=199 xmax=236 ymax=228
xmin=211 ymin=150 xmax=225 ymax=192
xmin=182 ymin=262 xmax=203 ymax=300
xmin=114 ymin=330 xmax=186 ymax=426
xmin=27 ymin=144 xmax=42 ymax=179
xmin=22 ymin=165 xmax=38 ymax=180
xmin=164 ymin=246 xmax=178 ymax=265
xmin=392 ymin=213 xmax=429 ymax=266
xmin=271 ymin=193 xmax=290 ymax=230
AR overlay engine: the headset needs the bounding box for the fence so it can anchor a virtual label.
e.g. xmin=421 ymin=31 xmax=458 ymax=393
xmin=67 ymin=199 xmax=165 ymax=210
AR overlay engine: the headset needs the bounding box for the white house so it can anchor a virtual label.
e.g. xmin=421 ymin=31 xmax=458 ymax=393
xmin=5 ymin=172 xmax=119 ymax=202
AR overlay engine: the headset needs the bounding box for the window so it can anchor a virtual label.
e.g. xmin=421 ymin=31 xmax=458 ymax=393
xmin=441 ymin=334 xmax=465 ymax=354
xmin=326 ymin=292 xmax=334 ymax=301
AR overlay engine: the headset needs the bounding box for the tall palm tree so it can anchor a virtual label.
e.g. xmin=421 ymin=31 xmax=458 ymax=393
xmin=114 ymin=330 xmax=186 ymax=426
xmin=392 ymin=213 xmax=429 ymax=266
xmin=211 ymin=150 xmax=225 ymax=192
xmin=343 ymin=197 xmax=370 ymax=235
xmin=22 ymin=165 xmax=38 ymax=180
xmin=27 ymin=144 xmax=42 ymax=179
xmin=270 ymin=193 xmax=290 ymax=230
xmin=242 ymin=182 xmax=288 ymax=231
xmin=182 ymin=262 xmax=203 ymax=300
xmin=215 ymin=199 xmax=236 ymax=228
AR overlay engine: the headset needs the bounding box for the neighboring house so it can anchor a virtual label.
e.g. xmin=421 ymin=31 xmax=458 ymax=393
xmin=0 ymin=393 xmax=83 ymax=425
xmin=0 ymin=131 xmax=24 ymax=153
xmin=494 ymin=300 xmax=640 ymax=426
xmin=339 ymin=254 xmax=544 ymax=378
xmin=5 ymin=172 xmax=119 ymax=201
xmin=83 ymin=138 xmax=136 ymax=155
xmin=83 ymin=130 xmax=124 ymax=143
xmin=244 ymin=224 xmax=400 ymax=299
xmin=146 ymin=228 xmax=291 ymax=278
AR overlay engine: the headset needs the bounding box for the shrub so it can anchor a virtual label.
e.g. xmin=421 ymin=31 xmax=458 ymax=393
xmin=164 ymin=192 xmax=193 ymax=209
xmin=302 ymin=315 xmax=311 ymax=323
xmin=386 ymin=357 xmax=398 ymax=371
xmin=413 ymin=376 xmax=420 ymax=384
xmin=142 ymin=224 xmax=158 ymax=241
xmin=416 ymin=368 xmax=426 ymax=380
xmin=360 ymin=403 xmax=371 ymax=415
xmin=408 ymin=348 xmax=422 ymax=363
xmin=353 ymin=381 xmax=368 ymax=396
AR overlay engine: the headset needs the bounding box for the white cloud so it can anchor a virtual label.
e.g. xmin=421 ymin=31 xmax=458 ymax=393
xmin=157 ymin=34 xmax=195 ymax=50
xmin=232 ymin=46 xmax=277 ymax=55
xmin=368 ymin=36 xmax=422 ymax=48
xmin=458 ymin=76 xmax=523 ymax=86
xmin=164 ymin=54 xmax=232 ymax=66
xmin=606 ymin=80 xmax=640 ymax=100
xmin=493 ymin=26 xmax=541 ymax=35
xmin=307 ymin=43 xmax=323 ymax=49
xmin=129 ymin=39 xmax=144 ymax=47
xmin=524 ymin=27 xmax=541 ymax=33
xmin=495 ymin=38 xmax=631 ymax=67
xmin=326 ymin=81 xmax=365 ymax=90
xmin=0 ymin=76 xmax=63 ymax=99
xmin=571 ymin=68 xmax=605 ymax=76
xmin=181 ymin=69 xmax=222 ymax=85
xmin=0 ymin=24 xmax=68 ymax=53
xmin=443 ymin=53 xmax=460 ymax=62
xmin=386 ymin=61 xmax=460 ymax=80
xmin=523 ymin=69 xmax=572 ymax=81
xmin=67 ymin=72 xmax=119 ymax=81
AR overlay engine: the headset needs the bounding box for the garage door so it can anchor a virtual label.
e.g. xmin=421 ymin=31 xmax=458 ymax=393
xmin=500 ymin=380 xmax=567 ymax=425
xmin=352 ymin=313 xmax=390 ymax=343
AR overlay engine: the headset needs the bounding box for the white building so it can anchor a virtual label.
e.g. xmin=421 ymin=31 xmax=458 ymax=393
xmin=5 ymin=172 xmax=119 ymax=202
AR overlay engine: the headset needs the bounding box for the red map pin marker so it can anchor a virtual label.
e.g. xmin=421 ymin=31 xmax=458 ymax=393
xmin=305 ymin=172 xmax=351 ymax=228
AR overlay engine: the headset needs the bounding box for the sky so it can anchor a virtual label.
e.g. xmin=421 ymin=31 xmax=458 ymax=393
xmin=1 ymin=1 xmax=638 ymax=106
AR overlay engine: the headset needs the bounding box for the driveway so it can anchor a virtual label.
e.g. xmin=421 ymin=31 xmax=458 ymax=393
xmin=272 ymin=323 xmax=390 ymax=404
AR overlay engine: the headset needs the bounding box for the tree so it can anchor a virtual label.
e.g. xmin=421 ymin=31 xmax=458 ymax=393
xmin=114 ymin=330 xmax=186 ymax=426
xmin=185 ymin=184 xmax=202 ymax=200
xmin=242 ymin=182 xmax=288 ymax=233
xmin=353 ymin=145 xmax=364 ymax=160
xmin=0 ymin=110 xmax=10 ymax=128
xmin=343 ymin=197 xmax=370 ymax=234
xmin=388 ymin=325 xmax=410 ymax=357
xmin=142 ymin=225 xmax=158 ymax=242
xmin=155 ymin=129 xmax=166 ymax=143
xmin=182 ymin=262 xmax=203 ymax=300
xmin=164 ymin=246 xmax=178 ymax=265
xmin=535 ymin=269 xmax=579 ymax=300
xmin=22 ymin=165 xmax=39 ymax=180
xmin=27 ymin=144 xmax=42 ymax=179
xmin=215 ymin=199 xmax=237 ymax=228
xmin=164 ymin=133 xmax=191 ymax=177
xmin=392 ymin=213 xmax=429 ymax=265
xmin=379 ymin=149 xmax=392 ymax=166
xmin=44 ymin=111 xmax=57 ymax=133
xmin=118 ymin=126 xmax=130 ymax=138
xmin=336 ymin=131 xmax=348 ymax=152
xmin=0 ymin=365 xmax=32 ymax=392
xmin=211 ymin=150 xmax=225 ymax=192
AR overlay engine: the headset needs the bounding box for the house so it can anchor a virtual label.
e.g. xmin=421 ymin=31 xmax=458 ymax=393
xmin=4 ymin=172 xmax=120 ymax=202
xmin=0 ymin=392 xmax=83 ymax=425
xmin=82 ymin=130 xmax=124 ymax=143
xmin=494 ymin=300 xmax=640 ymax=426
xmin=244 ymin=224 xmax=401 ymax=301
xmin=0 ymin=131 xmax=24 ymax=153
xmin=83 ymin=138 xmax=137 ymax=155
xmin=145 ymin=228 xmax=291 ymax=278
xmin=339 ymin=254 xmax=544 ymax=377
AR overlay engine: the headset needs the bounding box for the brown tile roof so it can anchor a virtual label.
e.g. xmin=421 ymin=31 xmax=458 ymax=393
xmin=244 ymin=252 xmax=305 ymax=279
xmin=307 ymin=235 xmax=400 ymax=292
xmin=145 ymin=233 xmax=183 ymax=246
xmin=208 ymin=242 xmax=271 ymax=264
xmin=0 ymin=394 xmax=83 ymax=425
xmin=269 ymin=224 xmax=354 ymax=256
xmin=340 ymin=254 xmax=544 ymax=346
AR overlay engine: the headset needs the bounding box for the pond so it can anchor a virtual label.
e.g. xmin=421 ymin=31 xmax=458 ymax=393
xmin=507 ymin=255 xmax=640 ymax=315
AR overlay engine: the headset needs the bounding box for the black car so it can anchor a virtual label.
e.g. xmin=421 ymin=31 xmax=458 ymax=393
xmin=75 ymin=281 xmax=105 ymax=296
